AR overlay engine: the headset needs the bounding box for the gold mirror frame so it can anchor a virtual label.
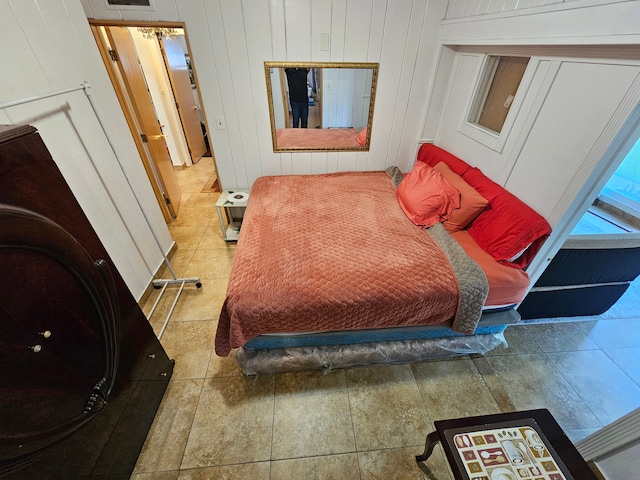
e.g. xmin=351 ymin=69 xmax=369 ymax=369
xmin=265 ymin=61 xmax=378 ymax=152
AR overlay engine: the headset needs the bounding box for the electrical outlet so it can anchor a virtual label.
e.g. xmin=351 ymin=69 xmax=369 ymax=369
xmin=215 ymin=116 xmax=226 ymax=130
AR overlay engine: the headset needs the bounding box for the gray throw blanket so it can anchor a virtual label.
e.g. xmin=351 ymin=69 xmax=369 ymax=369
xmin=386 ymin=165 xmax=489 ymax=333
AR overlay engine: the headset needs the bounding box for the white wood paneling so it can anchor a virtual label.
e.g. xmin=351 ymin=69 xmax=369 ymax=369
xmin=0 ymin=0 xmax=174 ymax=299
xmin=443 ymin=0 xmax=634 ymax=20
xmin=505 ymin=61 xmax=640 ymax=224
xmin=441 ymin=1 xmax=640 ymax=45
xmin=436 ymin=50 xmax=640 ymax=223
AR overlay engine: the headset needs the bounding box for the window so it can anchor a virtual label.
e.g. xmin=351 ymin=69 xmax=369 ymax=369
xmin=459 ymin=55 xmax=531 ymax=152
xmin=599 ymin=136 xmax=640 ymax=218
xmin=469 ymin=56 xmax=530 ymax=134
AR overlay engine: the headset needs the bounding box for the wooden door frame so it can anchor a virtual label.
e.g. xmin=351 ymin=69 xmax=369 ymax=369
xmin=89 ymin=19 xmax=219 ymax=219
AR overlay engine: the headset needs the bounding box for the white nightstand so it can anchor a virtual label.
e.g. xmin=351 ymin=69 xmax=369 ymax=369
xmin=215 ymin=190 xmax=249 ymax=242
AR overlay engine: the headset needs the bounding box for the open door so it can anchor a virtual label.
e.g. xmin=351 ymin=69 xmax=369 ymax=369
xmin=160 ymin=35 xmax=207 ymax=162
xmin=106 ymin=26 xmax=181 ymax=218
xmin=92 ymin=25 xmax=181 ymax=220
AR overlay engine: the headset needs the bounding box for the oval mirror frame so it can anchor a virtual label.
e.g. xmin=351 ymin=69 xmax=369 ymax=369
xmin=265 ymin=61 xmax=378 ymax=152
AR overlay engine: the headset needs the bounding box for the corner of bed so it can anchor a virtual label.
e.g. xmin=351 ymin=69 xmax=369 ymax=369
xmin=215 ymin=144 xmax=551 ymax=374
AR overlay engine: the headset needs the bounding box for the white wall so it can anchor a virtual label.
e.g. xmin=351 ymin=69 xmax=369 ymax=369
xmin=81 ymin=0 xmax=450 ymax=184
xmin=423 ymin=0 xmax=640 ymax=284
xmin=444 ymin=0 xmax=630 ymax=20
xmin=440 ymin=0 xmax=640 ymax=45
xmin=0 ymin=0 xmax=174 ymax=300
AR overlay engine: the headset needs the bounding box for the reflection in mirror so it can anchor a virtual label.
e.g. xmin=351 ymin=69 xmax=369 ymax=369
xmin=265 ymin=62 xmax=378 ymax=152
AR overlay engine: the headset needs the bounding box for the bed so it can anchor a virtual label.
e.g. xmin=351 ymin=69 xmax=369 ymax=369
xmin=215 ymin=144 xmax=551 ymax=374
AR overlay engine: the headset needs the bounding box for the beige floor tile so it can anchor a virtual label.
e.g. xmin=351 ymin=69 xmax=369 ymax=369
xmin=184 ymin=248 xmax=236 ymax=280
xmin=359 ymin=447 xmax=454 ymax=480
xmin=197 ymin=224 xmax=233 ymax=249
xmin=485 ymin=354 xmax=601 ymax=431
xmin=272 ymin=370 xmax=356 ymax=459
xmin=155 ymin=249 xmax=197 ymax=282
xmin=183 ymin=192 xmax=220 ymax=209
xmin=170 ymin=205 xmax=216 ymax=229
xmin=164 ymin=279 xmax=227 ymax=322
xmin=546 ymin=349 xmax=640 ymax=426
xmin=134 ymin=379 xmax=203 ymax=474
xmin=270 ymin=453 xmax=360 ymax=480
xmin=472 ymin=357 xmax=517 ymax=412
xmin=525 ymin=322 xmax=600 ymax=352
xmin=159 ymin=321 xmax=216 ymax=379
xmin=169 ymin=226 xmax=207 ymax=251
xmin=146 ymin=278 xmax=226 ymax=330
xmin=579 ymin=318 xmax=640 ymax=349
xmin=131 ymin=472 xmax=179 ymax=480
xmin=206 ymin=348 xmax=246 ymax=378
xmin=485 ymin=325 xmax=542 ymax=356
xmin=412 ymin=358 xmax=501 ymax=421
xmin=180 ymin=376 xmax=275 ymax=468
xmin=604 ymin=346 xmax=640 ymax=385
xmin=176 ymin=462 xmax=270 ymax=479
xmin=345 ymin=364 xmax=430 ymax=451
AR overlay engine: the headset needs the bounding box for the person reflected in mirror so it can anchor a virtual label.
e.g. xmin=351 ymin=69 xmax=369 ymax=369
xmin=285 ymin=67 xmax=310 ymax=128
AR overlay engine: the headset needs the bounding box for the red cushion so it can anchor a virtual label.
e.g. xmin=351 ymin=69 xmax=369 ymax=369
xmin=416 ymin=144 xmax=474 ymax=176
xmin=463 ymin=168 xmax=551 ymax=268
xmin=396 ymin=162 xmax=461 ymax=228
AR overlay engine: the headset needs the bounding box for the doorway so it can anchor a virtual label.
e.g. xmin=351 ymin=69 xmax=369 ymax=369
xmin=90 ymin=21 xmax=219 ymax=222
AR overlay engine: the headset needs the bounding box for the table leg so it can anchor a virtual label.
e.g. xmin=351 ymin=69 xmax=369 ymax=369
xmin=415 ymin=431 xmax=441 ymax=463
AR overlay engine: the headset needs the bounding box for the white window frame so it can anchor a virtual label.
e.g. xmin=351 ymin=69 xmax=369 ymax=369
xmin=458 ymin=54 xmax=534 ymax=153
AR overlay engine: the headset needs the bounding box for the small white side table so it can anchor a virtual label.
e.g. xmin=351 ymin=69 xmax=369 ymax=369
xmin=215 ymin=190 xmax=249 ymax=242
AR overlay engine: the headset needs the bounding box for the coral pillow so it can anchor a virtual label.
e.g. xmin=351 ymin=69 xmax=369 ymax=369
xmin=433 ymin=162 xmax=489 ymax=232
xmin=396 ymin=162 xmax=461 ymax=228
xmin=356 ymin=127 xmax=367 ymax=146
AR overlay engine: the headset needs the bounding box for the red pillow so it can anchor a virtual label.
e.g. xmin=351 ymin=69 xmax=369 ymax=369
xmin=396 ymin=162 xmax=461 ymax=228
xmin=433 ymin=162 xmax=489 ymax=232
xmin=416 ymin=144 xmax=474 ymax=176
xmin=463 ymin=168 xmax=551 ymax=268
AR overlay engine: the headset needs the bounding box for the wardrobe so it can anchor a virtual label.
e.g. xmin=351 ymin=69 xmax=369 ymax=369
xmin=0 ymin=124 xmax=173 ymax=478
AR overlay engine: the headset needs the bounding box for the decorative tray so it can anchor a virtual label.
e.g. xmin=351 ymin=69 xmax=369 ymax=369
xmin=442 ymin=418 xmax=573 ymax=480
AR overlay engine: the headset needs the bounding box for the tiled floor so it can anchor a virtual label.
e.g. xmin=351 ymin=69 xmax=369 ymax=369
xmin=132 ymin=157 xmax=640 ymax=479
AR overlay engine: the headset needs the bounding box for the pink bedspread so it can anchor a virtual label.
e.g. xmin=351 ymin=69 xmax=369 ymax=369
xmin=275 ymin=128 xmax=360 ymax=149
xmin=215 ymin=171 xmax=461 ymax=356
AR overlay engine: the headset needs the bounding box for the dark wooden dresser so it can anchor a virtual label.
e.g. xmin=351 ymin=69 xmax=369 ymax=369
xmin=0 ymin=125 xmax=173 ymax=478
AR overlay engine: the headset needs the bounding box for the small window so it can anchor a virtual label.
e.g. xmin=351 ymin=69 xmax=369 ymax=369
xmin=469 ymin=56 xmax=530 ymax=134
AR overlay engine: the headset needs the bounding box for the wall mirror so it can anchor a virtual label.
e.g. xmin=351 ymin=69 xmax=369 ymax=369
xmin=265 ymin=61 xmax=378 ymax=152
